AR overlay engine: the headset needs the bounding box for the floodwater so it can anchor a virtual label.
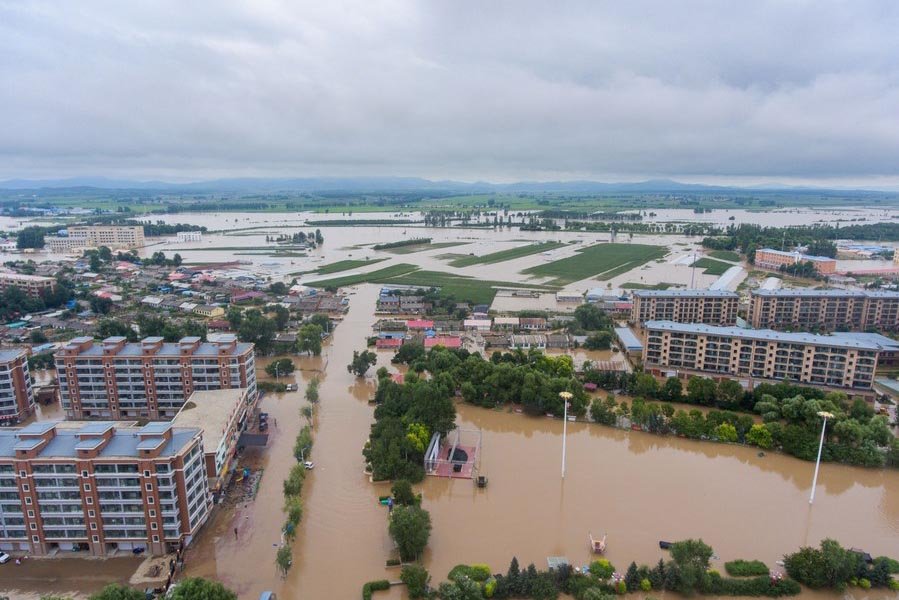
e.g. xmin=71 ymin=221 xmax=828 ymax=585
xmin=174 ymin=284 xmax=897 ymax=600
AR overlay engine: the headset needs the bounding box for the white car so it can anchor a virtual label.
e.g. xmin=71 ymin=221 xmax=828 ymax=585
xmin=0 ymin=551 xmax=10 ymax=564
xmin=303 ymin=461 xmax=315 ymax=470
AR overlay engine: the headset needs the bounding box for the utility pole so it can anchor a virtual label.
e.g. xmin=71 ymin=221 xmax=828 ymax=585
xmin=809 ymin=411 xmax=834 ymax=504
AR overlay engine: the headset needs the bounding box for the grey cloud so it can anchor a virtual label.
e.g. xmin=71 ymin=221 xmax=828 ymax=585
xmin=1 ymin=0 xmax=899 ymax=184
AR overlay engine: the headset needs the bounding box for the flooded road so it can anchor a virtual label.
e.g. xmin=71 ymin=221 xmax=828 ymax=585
xmin=174 ymin=284 xmax=898 ymax=599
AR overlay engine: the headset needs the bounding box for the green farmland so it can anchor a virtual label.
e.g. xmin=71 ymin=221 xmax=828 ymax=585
xmin=521 ymin=243 xmax=666 ymax=286
xmin=446 ymin=241 xmax=567 ymax=267
xmin=693 ymin=257 xmax=733 ymax=275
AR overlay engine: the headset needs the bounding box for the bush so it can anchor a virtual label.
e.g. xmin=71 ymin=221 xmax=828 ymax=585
xmin=589 ymin=559 xmax=615 ymax=579
xmin=385 ymin=558 xmax=400 ymax=567
xmin=725 ymin=560 xmax=769 ymax=577
xmin=858 ymin=578 xmax=871 ymax=590
xmin=283 ymin=463 xmax=306 ymax=496
xmin=361 ymin=580 xmax=391 ymax=600
xmin=401 ymin=564 xmax=429 ymax=599
xmin=484 ymin=577 xmax=497 ymax=598
xmin=640 ymin=578 xmax=652 ymax=591
xmin=710 ymin=575 xmax=802 ymax=597
xmin=285 ymin=495 xmax=303 ymax=527
xmin=616 ymin=581 xmax=627 ymax=594
xmin=391 ymin=479 xmax=416 ymax=506
xmin=448 ymin=563 xmax=491 ymax=582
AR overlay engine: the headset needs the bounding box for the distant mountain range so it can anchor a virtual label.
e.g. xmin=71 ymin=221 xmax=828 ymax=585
xmin=0 ymin=176 xmax=897 ymax=195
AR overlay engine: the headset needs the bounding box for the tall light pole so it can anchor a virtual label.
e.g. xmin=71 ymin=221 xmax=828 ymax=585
xmin=808 ymin=411 xmax=834 ymax=505
xmin=560 ymin=391 xmax=573 ymax=479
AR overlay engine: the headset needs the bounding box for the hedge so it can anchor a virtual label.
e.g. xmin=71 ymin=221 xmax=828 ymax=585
xmin=725 ymin=560 xmax=770 ymax=577
xmin=361 ymin=579 xmax=391 ymax=600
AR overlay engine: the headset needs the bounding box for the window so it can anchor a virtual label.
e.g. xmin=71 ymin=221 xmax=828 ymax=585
xmin=27 ymin=510 xmax=34 ymax=518
xmin=89 ymin=510 xmax=95 ymax=517
xmin=20 ymin=470 xmax=26 ymax=478
xmin=86 ymin=497 xmax=93 ymax=505
xmin=151 ymin=522 xmax=158 ymax=530
xmin=25 ymin=497 xmax=32 ymax=505
xmin=148 ymin=496 xmax=155 ymax=505
xmin=22 ymin=484 xmax=29 ymax=492
xmin=92 ymin=535 xmax=99 ymax=542
xmin=84 ymin=484 xmax=91 ymax=492
xmin=149 ymin=510 xmax=156 ymax=517
xmin=30 ymin=523 xmax=37 ymax=530
xmin=33 ymin=535 xmax=39 ymax=543
xmin=145 ymin=483 xmax=152 ymax=491
xmin=152 ymin=535 xmax=159 ymax=542
xmin=90 ymin=523 xmax=97 ymax=530
xmin=144 ymin=470 xmax=151 ymax=477
xmin=82 ymin=470 xmax=88 ymax=477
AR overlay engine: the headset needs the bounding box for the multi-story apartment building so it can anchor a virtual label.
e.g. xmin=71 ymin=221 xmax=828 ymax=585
xmin=0 ymin=272 xmax=55 ymax=299
xmin=45 ymin=226 xmax=146 ymax=252
xmin=748 ymin=289 xmax=899 ymax=331
xmin=630 ymin=290 xmax=740 ymax=326
xmin=55 ymin=334 xmax=257 ymax=420
xmin=643 ymin=320 xmax=881 ymax=396
xmin=0 ymin=420 xmax=210 ymax=556
xmin=754 ymin=248 xmax=837 ymax=275
xmin=0 ymin=349 xmax=35 ymax=423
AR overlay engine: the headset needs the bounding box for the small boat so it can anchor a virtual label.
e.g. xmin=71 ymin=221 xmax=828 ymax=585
xmin=476 ymin=475 xmax=488 ymax=488
xmin=589 ymin=532 xmax=607 ymax=554
xmin=659 ymin=541 xmax=672 ymax=550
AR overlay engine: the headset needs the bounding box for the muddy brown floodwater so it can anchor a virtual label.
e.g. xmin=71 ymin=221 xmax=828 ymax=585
xmin=178 ymin=283 xmax=899 ymax=600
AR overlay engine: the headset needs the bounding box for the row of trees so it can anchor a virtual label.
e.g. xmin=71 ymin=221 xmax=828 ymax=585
xmin=395 ymin=345 xmax=589 ymax=417
xmin=231 ymin=307 xmax=327 ymax=356
xmin=58 ymin=578 xmax=236 ymax=600
xmin=585 ymin=371 xmax=899 ymax=467
xmin=277 ymin=378 xmax=318 ymax=575
xmin=364 ymin=367 xmax=456 ymax=482
xmin=784 ymin=539 xmax=899 ymax=591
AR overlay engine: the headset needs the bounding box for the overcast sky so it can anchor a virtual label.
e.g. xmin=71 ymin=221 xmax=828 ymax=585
xmin=2 ymin=1 xmax=899 ymax=186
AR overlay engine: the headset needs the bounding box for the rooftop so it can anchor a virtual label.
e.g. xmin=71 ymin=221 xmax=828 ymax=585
xmin=614 ymin=327 xmax=644 ymax=350
xmin=0 ymin=271 xmax=54 ymax=282
xmin=172 ymin=388 xmax=249 ymax=452
xmin=644 ymin=320 xmax=883 ymax=350
xmin=633 ymin=289 xmax=738 ymax=298
xmin=0 ymin=348 xmax=26 ymax=363
xmin=757 ymin=248 xmax=836 ymax=263
xmin=751 ymin=288 xmax=899 ymax=298
xmin=0 ymin=422 xmax=199 ymax=459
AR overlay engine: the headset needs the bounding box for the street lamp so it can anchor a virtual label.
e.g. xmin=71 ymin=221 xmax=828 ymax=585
xmin=559 ymin=391 xmax=573 ymax=479
xmin=808 ymin=411 xmax=834 ymax=505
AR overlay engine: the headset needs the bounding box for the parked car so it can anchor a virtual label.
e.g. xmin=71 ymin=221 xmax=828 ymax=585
xmin=303 ymin=461 xmax=315 ymax=470
xmin=0 ymin=551 xmax=10 ymax=564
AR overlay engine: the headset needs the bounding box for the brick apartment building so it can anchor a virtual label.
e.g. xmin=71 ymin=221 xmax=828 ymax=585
xmin=630 ymin=290 xmax=740 ymax=326
xmin=748 ymin=289 xmax=899 ymax=331
xmin=0 ymin=272 xmax=55 ymax=299
xmin=0 ymin=349 xmax=35 ymax=423
xmin=55 ymin=334 xmax=257 ymax=420
xmin=643 ymin=320 xmax=880 ymax=397
xmin=0 ymin=420 xmax=210 ymax=556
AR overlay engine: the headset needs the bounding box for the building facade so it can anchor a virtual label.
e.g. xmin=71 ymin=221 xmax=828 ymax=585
xmin=0 ymin=272 xmax=55 ymax=299
xmin=748 ymin=289 xmax=899 ymax=331
xmin=630 ymin=290 xmax=740 ymax=326
xmin=0 ymin=349 xmax=35 ymax=423
xmin=754 ymin=248 xmax=837 ymax=275
xmin=0 ymin=421 xmax=210 ymax=556
xmin=45 ymin=226 xmax=146 ymax=252
xmin=55 ymin=335 xmax=257 ymax=420
xmin=643 ymin=320 xmax=880 ymax=395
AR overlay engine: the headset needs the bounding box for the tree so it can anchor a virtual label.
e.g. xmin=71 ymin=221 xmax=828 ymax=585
xmin=784 ymin=539 xmax=862 ymax=590
xmin=265 ymin=358 xmax=295 ymax=378
xmin=315 ymin=229 xmax=324 ymax=245
xmin=238 ymin=310 xmax=276 ymax=354
xmin=686 ymin=376 xmax=716 ymax=405
xmin=305 ymin=377 xmax=320 ymax=403
xmin=173 ymin=253 xmax=183 ymax=266
xmin=388 ymin=505 xmax=432 ymax=562
xmin=29 ymin=330 xmax=48 ymax=344
xmin=269 ymin=281 xmax=288 ymax=295
xmin=401 ymin=564 xmax=430 ymax=599
xmin=746 ymin=424 xmax=773 ymax=449
xmin=97 ymin=246 xmax=112 ymax=262
xmin=226 ymin=306 xmax=243 ymax=329
xmin=271 ymin=304 xmax=290 ymax=330
xmin=393 ymin=341 xmax=426 ymax=364
xmin=662 ymin=377 xmax=683 ymax=402
xmin=297 ymin=324 xmax=323 ymax=356
xmin=391 ymin=479 xmax=416 ymax=505
xmin=633 ymin=373 xmax=659 ymax=398
xmin=348 ymin=349 xmax=377 ymax=377
xmin=573 ymin=303 xmax=611 ymax=331
xmin=89 ymin=296 xmax=113 ymax=315
xmin=16 ymin=226 xmax=45 ymax=249
xmin=167 ymin=578 xmax=236 ymax=600
xmin=716 ymin=379 xmax=744 ymax=406
xmin=88 ymin=585 xmax=146 ymax=600
xmin=714 ymin=422 xmax=738 ymax=443
xmin=583 ymin=331 xmax=613 ymax=350
xmin=670 ymin=539 xmax=714 ymax=596
xmin=98 ymin=318 xmax=135 ymax=340
xmin=276 ymin=544 xmax=292 ymax=575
